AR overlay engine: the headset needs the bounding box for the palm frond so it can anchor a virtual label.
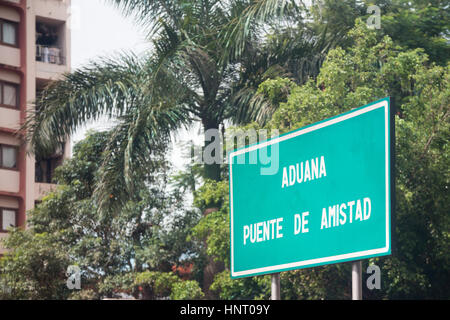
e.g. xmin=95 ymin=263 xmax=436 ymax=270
xmin=94 ymin=100 xmax=188 ymax=212
xmin=23 ymin=53 xmax=147 ymax=156
xmin=220 ymin=0 xmax=301 ymax=63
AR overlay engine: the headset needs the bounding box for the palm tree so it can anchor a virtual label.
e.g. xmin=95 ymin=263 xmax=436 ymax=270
xmin=22 ymin=0 xmax=365 ymax=300
xmin=227 ymin=0 xmax=366 ymax=124
xmin=22 ymin=2 xmax=263 ymax=204
xmin=27 ymin=1 xmax=232 ymax=207
xmin=24 ymin=0 xmax=359 ymax=209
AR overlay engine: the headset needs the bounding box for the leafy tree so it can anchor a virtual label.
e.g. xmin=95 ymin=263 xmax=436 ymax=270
xmin=134 ymin=271 xmax=179 ymax=299
xmin=10 ymin=0 xmax=448 ymax=300
xmin=210 ymin=270 xmax=271 ymax=300
xmin=190 ymin=180 xmax=230 ymax=265
xmin=188 ymin=19 xmax=449 ymax=300
xmin=23 ymin=0 xmax=367 ymax=199
xmin=228 ymin=0 xmax=366 ymax=125
xmin=231 ymin=0 xmax=449 ymax=125
xmin=263 ymin=21 xmax=449 ymax=299
xmin=0 ymin=231 xmax=71 ymax=300
xmin=375 ymin=0 xmax=450 ymax=65
xmin=189 ymin=179 xmax=274 ymax=300
xmin=25 ymin=0 xmax=262 ymax=189
xmin=187 ymin=179 xmax=230 ymax=298
xmin=170 ymin=280 xmax=205 ymax=300
xmin=1 ymin=131 xmax=202 ymax=299
xmin=279 ymin=265 xmax=352 ymax=300
xmin=99 ymin=271 xmax=204 ymax=300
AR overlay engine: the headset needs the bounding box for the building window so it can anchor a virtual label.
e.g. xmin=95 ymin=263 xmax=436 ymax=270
xmin=35 ymin=156 xmax=62 ymax=183
xmin=0 ymin=81 xmax=19 ymax=108
xmin=0 ymin=19 xmax=18 ymax=47
xmin=35 ymin=21 xmax=66 ymax=65
xmin=0 ymin=208 xmax=17 ymax=232
xmin=0 ymin=144 xmax=18 ymax=169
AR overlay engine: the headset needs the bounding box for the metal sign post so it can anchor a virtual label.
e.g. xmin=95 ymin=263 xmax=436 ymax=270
xmin=352 ymin=260 xmax=362 ymax=300
xmin=271 ymin=273 xmax=280 ymax=300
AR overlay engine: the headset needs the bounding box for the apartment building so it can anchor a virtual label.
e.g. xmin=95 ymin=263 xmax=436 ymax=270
xmin=0 ymin=0 xmax=71 ymax=253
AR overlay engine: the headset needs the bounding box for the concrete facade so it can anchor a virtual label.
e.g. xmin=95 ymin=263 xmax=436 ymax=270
xmin=0 ymin=0 xmax=71 ymax=254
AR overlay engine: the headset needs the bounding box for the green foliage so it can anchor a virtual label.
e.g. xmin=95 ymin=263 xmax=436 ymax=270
xmin=280 ymin=265 xmax=352 ymax=300
xmin=388 ymin=62 xmax=449 ymax=299
xmin=5 ymin=0 xmax=448 ymax=300
xmin=190 ymin=180 xmax=230 ymax=267
xmin=257 ymin=77 xmax=296 ymax=106
xmin=377 ymin=0 xmax=450 ymax=65
xmin=0 ymin=230 xmax=71 ymax=300
xmin=170 ymin=280 xmax=205 ymax=300
xmin=210 ymin=270 xmax=271 ymax=300
xmin=229 ymin=0 xmax=358 ymax=125
xmin=134 ymin=271 xmax=179 ymax=299
xmin=230 ymin=0 xmax=449 ymax=126
xmin=132 ymin=271 xmax=204 ymax=300
xmin=190 ymin=210 xmax=230 ymax=267
xmin=140 ymin=207 xmax=202 ymax=273
xmin=268 ymin=19 xmax=441 ymax=132
xmin=68 ymin=289 xmax=99 ymax=300
xmin=193 ymin=179 xmax=229 ymax=213
xmin=98 ymin=271 xmax=204 ymax=300
xmin=170 ymin=143 xmax=205 ymax=193
xmin=67 ymin=289 xmax=99 ymax=300
xmin=1 ymin=131 xmax=199 ymax=300
xmin=98 ymin=273 xmax=137 ymax=299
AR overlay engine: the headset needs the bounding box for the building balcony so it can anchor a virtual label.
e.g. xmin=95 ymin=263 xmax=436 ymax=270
xmin=35 ymin=17 xmax=69 ymax=80
xmin=36 ymin=44 xmax=65 ymax=65
xmin=34 ymin=160 xmax=59 ymax=201
xmin=35 ymin=60 xmax=68 ymax=80
xmin=35 ymin=44 xmax=68 ymax=80
xmin=34 ymin=140 xmax=71 ymax=200
xmin=34 ymin=155 xmax=62 ymax=201
xmin=34 ymin=0 xmax=71 ymax=22
xmin=35 ymin=153 xmax=63 ymax=183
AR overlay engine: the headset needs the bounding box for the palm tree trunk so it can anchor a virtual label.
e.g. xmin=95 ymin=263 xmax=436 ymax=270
xmin=200 ymin=117 xmax=224 ymax=298
xmin=202 ymin=118 xmax=221 ymax=181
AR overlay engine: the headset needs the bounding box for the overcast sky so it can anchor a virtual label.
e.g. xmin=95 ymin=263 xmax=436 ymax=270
xmin=70 ymin=0 xmax=200 ymax=172
xmin=71 ymin=0 xmax=150 ymax=69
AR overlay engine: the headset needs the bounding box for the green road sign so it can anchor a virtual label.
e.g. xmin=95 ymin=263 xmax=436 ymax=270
xmin=229 ymin=98 xmax=392 ymax=279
